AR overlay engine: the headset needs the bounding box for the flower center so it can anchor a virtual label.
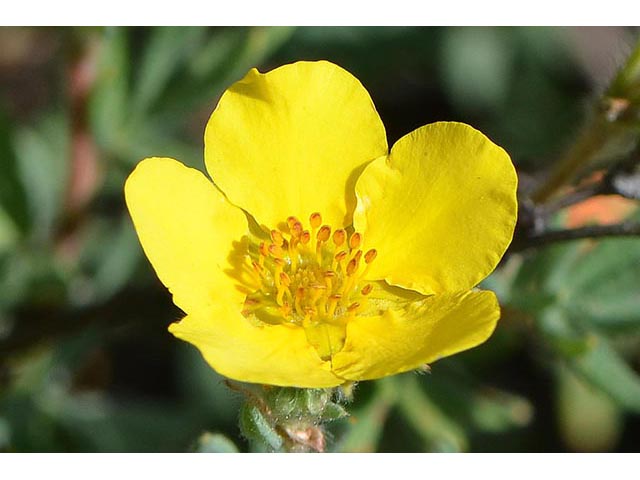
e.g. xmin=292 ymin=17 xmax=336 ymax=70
xmin=241 ymin=212 xmax=377 ymax=330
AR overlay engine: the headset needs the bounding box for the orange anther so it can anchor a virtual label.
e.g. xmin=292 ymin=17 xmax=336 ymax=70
xmin=323 ymin=270 xmax=336 ymax=278
xmin=334 ymin=251 xmax=347 ymax=262
xmin=300 ymin=230 xmax=311 ymax=245
xmin=309 ymin=212 xmax=322 ymax=228
xmin=353 ymin=250 xmax=363 ymax=262
xmin=287 ymin=216 xmax=299 ymax=230
xmin=279 ymin=272 xmax=291 ymax=287
xmin=291 ymin=221 xmax=303 ymax=238
xmin=364 ymin=249 xmax=377 ymax=264
xmin=251 ymin=261 xmax=263 ymax=273
xmin=270 ymin=230 xmax=284 ymax=246
xmin=317 ymin=225 xmax=331 ymax=242
xmin=332 ymin=229 xmax=346 ymax=247
xmin=346 ymin=258 xmax=358 ymax=276
xmin=259 ymin=242 xmax=269 ymax=257
xmin=349 ymin=232 xmax=362 ymax=250
xmin=347 ymin=302 xmax=360 ymax=312
xmin=269 ymin=244 xmax=284 ymax=258
xmin=361 ymin=284 xmax=373 ymax=296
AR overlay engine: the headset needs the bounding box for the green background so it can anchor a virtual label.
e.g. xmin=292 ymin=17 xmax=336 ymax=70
xmin=1 ymin=26 xmax=639 ymax=452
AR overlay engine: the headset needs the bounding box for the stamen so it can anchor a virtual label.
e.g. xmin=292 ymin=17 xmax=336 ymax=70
xmin=309 ymin=212 xmax=322 ymax=229
xmin=269 ymin=243 xmax=284 ymax=259
xmin=258 ymin=242 xmax=268 ymax=267
xmin=333 ymin=250 xmax=347 ymax=272
xmin=316 ymin=225 xmax=331 ymax=262
xmin=349 ymin=232 xmax=362 ymax=250
xmin=332 ymin=229 xmax=346 ymax=248
xmin=364 ymin=249 xmax=377 ymax=264
xmin=361 ymin=248 xmax=377 ymax=278
xmin=327 ymin=294 xmax=341 ymax=316
xmin=270 ymin=229 xmax=284 ymax=247
xmin=244 ymin=214 xmax=380 ymax=329
xmin=309 ymin=283 xmax=326 ymax=306
xmin=323 ymin=270 xmax=335 ymax=292
xmin=287 ymin=216 xmax=299 ymax=231
xmin=317 ymin=225 xmax=331 ymax=242
xmin=291 ymin=221 xmax=303 ymax=239
xmin=346 ymin=258 xmax=359 ymax=276
xmin=273 ymin=258 xmax=284 ymax=288
xmin=276 ymin=271 xmax=292 ymax=306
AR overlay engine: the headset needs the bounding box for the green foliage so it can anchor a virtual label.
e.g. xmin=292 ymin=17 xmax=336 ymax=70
xmin=1 ymin=26 xmax=639 ymax=453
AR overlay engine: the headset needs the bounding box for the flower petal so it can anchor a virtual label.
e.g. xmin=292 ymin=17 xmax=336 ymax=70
xmin=354 ymin=122 xmax=517 ymax=294
xmin=125 ymin=157 xmax=248 ymax=313
xmin=331 ymin=290 xmax=500 ymax=381
xmin=204 ymin=60 xmax=388 ymax=230
xmin=169 ymin=306 xmax=344 ymax=388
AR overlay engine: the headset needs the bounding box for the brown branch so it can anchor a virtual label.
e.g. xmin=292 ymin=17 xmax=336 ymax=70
xmin=512 ymin=221 xmax=640 ymax=252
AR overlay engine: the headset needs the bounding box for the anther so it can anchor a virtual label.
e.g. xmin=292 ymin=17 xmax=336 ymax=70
xmin=323 ymin=270 xmax=335 ymax=291
xmin=300 ymin=230 xmax=311 ymax=245
xmin=309 ymin=212 xmax=322 ymax=229
xmin=333 ymin=250 xmax=348 ymax=272
xmin=270 ymin=230 xmax=284 ymax=247
xmin=310 ymin=283 xmax=326 ymax=305
xmin=364 ymin=249 xmax=377 ymax=264
xmin=347 ymin=302 xmax=360 ymax=312
xmin=292 ymin=221 xmax=303 ymax=238
xmin=349 ymin=232 xmax=362 ymax=250
xmin=361 ymin=284 xmax=373 ymax=296
xmin=332 ymin=229 xmax=346 ymax=247
xmin=276 ymin=272 xmax=292 ymax=306
xmin=280 ymin=271 xmax=291 ymax=287
xmin=317 ymin=225 xmax=331 ymax=242
xmin=287 ymin=216 xmax=299 ymax=230
xmin=327 ymin=294 xmax=341 ymax=316
xmin=346 ymin=258 xmax=359 ymax=276
xmin=258 ymin=241 xmax=269 ymax=266
xmin=251 ymin=261 xmax=264 ymax=275
xmin=268 ymin=244 xmax=284 ymax=258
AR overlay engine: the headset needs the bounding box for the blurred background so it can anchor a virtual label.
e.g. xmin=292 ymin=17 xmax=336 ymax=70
xmin=1 ymin=26 xmax=639 ymax=452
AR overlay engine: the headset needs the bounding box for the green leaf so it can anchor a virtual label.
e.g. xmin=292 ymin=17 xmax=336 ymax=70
xmin=239 ymin=403 xmax=283 ymax=452
xmin=396 ymin=375 xmax=467 ymax=452
xmin=131 ymin=27 xmax=207 ymax=117
xmin=537 ymin=308 xmax=595 ymax=357
xmin=78 ymin=216 xmax=141 ymax=305
xmin=14 ymin=112 xmax=69 ymax=243
xmin=512 ymin=237 xmax=640 ymax=331
xmin=0 ymin=106 xmax=29 ymax=236
xmin=564 ymin=238 xmax=640 ymax=331
xmin=570 ymin=335 xmax=640 ymax=413
xmin=556 ymin=364 xmax=622 ymax=452
xmin=90 ymin=27 xmax=130 ymax=155
xmin=337 ymin=378 xmax=397 ymax=453
xmin=194 ymin=432 xmax=239 ymax=453
xmin=441 ymin=27 xmax=514 ymax=111
xmin=421 ymin=368 xmax=533 ymax=435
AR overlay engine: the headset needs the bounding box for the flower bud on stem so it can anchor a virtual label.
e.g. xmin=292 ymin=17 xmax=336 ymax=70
xmin=229 ymin=381 xmax=349 ymax=452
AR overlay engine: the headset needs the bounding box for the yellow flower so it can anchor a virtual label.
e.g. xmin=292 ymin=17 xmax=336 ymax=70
xmin=125 ymin=61 xmax=517 ymax=388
